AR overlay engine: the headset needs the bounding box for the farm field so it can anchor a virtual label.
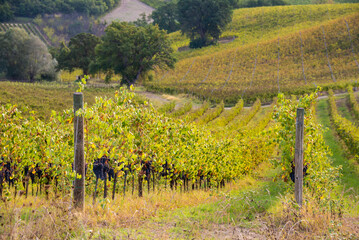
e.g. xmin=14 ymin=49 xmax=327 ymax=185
xmin=0 ymin=81 xmax=121 ymax=120
xmin=147 ymin=4 xmax=359 ymax=105
xmin=1 ymin=79 xmax=359 ymax=238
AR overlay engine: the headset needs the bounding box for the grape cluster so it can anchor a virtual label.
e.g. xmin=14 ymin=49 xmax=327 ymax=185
xmin=93 ymin=156 xmax=114 ymax=181
xmin=289 ymin=164 xmax=308 ymax=183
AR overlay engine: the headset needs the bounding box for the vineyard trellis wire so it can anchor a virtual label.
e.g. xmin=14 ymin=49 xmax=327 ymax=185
xmin=299 ymin=31 xmax=307 ymax=84
xmin=321 ymin=26 xmax=336 ymax=83
xmin=344 ymin=19 xmax=359 ymax=72
xmin=241 ymin=43 xmax=259 ymax=98
xmin=212 ymin=50 xmax=238 ymax=94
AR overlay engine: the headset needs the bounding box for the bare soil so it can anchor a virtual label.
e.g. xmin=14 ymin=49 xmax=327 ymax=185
xmin=102 ymin=0 xmax=154 ymax=23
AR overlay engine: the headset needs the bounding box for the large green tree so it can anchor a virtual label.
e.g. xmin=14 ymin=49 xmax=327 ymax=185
xmin=56 ymin=33 xmax=100 ymax=75
xmin=0 ymin=28 xmax=57 ymax=81
xmin=93 ymin=22 xmax=176 ymax=86
xmin=151 ymin=2 xmax=180 ymax=33
xmin=178 ymin=0 xmax=233 ymax=48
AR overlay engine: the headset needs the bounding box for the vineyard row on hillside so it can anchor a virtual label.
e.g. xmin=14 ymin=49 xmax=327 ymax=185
xmin=148 ymin=13 xmax=359 ymax=104
xmin=0 ymin=22 xmax=50 ymax=45
xmin=328 ymin=89 xmax=359 ymax=156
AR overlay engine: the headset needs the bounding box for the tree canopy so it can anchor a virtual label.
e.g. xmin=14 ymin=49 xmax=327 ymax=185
xmin=178 ymin=0 xmax=233 ymax=48
xmin=151 ymin=2 xmax=180 ymax=33
xmin=0 ymin=28 xmax=57 ymax=81
xmin=56 ymin=33 xmax=101 ymax=75
xmin=0 ymin=2 xmax=13 ymax=21
xmin=0 ymin=0 xmax=120 ymax=18
xmin=93 ymin=22 xmax=176 ymax=86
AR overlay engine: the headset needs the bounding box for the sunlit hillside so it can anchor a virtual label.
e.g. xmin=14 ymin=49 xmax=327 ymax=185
xmin=146 ymin=4 xmax=359 ymax=104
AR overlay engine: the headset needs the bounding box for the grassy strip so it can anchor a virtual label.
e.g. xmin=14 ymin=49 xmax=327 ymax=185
xmin=207 ymin=99 xmax=244 ymax=127
xmin=226 ymin=99 xmax=261 ymax=132
xmin=316 ymin=98 xmax=359 ymax=192
xmin=242 ymin=98 xmax=277 ymax=135
xmin=183 ymin=101 xmax=210 ymax=122
xmin=336 ymin=95 xmax=356 ymax=123
xmin=328 ymin=89 xmax=359 ymax=157
xmin=347 ymin=86 xmax=359 ymax=121
xmin=158 ymin=101 xmax=176 ymax=114
xmin=168 ymin=101 xmax=192 ymax=118
xmin=195 ymin=101 xmax=224 ymax=125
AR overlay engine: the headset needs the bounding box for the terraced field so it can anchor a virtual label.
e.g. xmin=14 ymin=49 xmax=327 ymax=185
xmin=0 ymin=22 xmax=50 ymax=45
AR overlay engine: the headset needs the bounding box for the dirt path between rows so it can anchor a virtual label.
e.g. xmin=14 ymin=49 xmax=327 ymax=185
xmin=137 ymin=89 xmax=359 ymax=111
xmin=102 ymin=0 xmax=154 ymax=23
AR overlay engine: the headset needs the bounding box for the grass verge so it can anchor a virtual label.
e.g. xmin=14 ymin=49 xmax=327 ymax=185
xmin=316 ymin=98 xmax=359 ymax=192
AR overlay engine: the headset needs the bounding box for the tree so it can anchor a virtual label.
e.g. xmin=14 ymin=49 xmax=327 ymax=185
xmin=0 ymin=28 xmax=29 ymax=80
xmin=56 ymin=33 xmax=100 ymax=75
xmin=24 ymin=35 xmax=58 ymax=82
xmin=0 ymin=2 xmax=14 ymax=21
xmin=0 ymin=28 xmax=57 ymax=81
xmin=93 ymin=22 xmax=176 ymax=86
xmin=131 ymin=13 xmax=151 ymax=27
xmin=178 ymin=0 xmax=233 ymax=48
xmin=151 ymin=2 xmax=180 ymax=33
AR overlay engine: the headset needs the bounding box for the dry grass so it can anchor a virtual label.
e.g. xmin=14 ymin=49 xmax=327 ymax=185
xmin=0 ymin=182 xmax=244 ymax=239
xmin=1 ymin=178 xmax=358 ymax=239
xmin=260 ymin=187 xmax=359 ymax=240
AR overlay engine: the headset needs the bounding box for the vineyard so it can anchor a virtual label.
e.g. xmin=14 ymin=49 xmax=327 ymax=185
xmin=0 ymin=79 xmax=358 ymax=237
xmin=0 ymin=86 xmax=277 ymax=200
xmin=0 ymin=22 xmax=50 ymax=45
xmin=1 ymin=3 xmax=359 ymax=239
xmin=147 ymin=4 xmax=359 ymax=104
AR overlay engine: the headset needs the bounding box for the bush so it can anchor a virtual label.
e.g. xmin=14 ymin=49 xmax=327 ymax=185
xmin=237 ymin=0 xmax=288 ymax=8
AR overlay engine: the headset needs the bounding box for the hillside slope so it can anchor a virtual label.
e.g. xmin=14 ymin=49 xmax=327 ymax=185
xmin=147 ymin=4 xmax=359 ymax=104
xmin=170 ymin=3 xmax=359 ymax=59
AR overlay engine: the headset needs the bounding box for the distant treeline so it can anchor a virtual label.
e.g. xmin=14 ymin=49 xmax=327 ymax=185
xmin=0 ymin=0 xmax=120 ymax=20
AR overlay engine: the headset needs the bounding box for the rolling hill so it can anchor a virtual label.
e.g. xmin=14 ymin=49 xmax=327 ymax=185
xmin=146 ymin=4 xmax=359 ymax=104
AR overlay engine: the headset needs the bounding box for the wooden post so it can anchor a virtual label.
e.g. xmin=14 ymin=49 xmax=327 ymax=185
xmin=295 ymin=108 xmax=304 ymax=207
xmin=73 ymin=92 xmax=85 ymax=210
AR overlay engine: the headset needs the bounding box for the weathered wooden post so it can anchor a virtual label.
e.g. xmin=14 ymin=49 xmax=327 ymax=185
xmin=74 ymin=92 xmax=85 ymax=210
xmin=295 ymin=108 xmax=304 ymax=207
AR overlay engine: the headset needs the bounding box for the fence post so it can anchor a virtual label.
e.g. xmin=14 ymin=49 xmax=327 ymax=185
xmin=295 ymin=108 xmax=304 ymax=207
xmin=74 ymin=92 xmax=85 ymax=210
